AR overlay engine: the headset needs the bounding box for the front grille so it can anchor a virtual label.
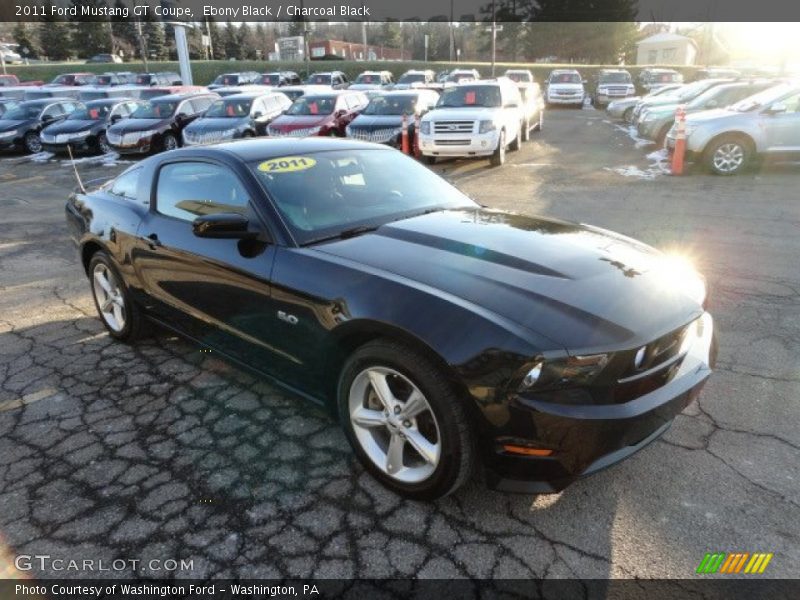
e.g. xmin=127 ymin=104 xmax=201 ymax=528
xmin=268 ymin=127 xmax=318 ymax=138
xmin=185 ymin=131 xmax=228 ymax=145
xmin=433 ymin=120 xmax=474 ymax=134
xmin=347 ymin=128 xmax=398 ymax=143
xmin=610 ymin=324 xmax=690 ymax=403
xmin=433 ymin=138 xmax=471 ymax=146
xmin=605 ymin=87 xmax=630 ymax=95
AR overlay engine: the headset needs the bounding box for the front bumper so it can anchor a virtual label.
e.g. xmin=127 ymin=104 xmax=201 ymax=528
xmin=42 ymin=139 xmax=94 ymax=154
xmin=110 ymin=141 xmax=153 ymax=155
xmin=419 ymin=130 xmax=499 ymax=157
xmin=485 ymin=312 xmax=715 ymax=493
xmin=547 ymin=93 xmax=584 ymax=105
xmin=596 ymin=91 xmax=634 ymax=105
xmin=637 ymin=116 xmax=672 ymax=141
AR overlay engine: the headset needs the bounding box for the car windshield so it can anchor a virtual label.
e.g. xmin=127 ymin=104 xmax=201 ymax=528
xmin=3 ymin=105 xmax=41 ymax=120
xmin=729 ymin=84 xmax=795 ymax=112
xmin=356 ymin=74 xmax=379 ymax=84
xmin=213 ymin=75 xmax=239 ymax=86
xmin=362 ymin=95 xmax=416 ymax=116
xmin=135 ymin=75 xmax=152 ymax=85
xmin=287 ymin=96 xmax=336 ymax=116
xmin=131 ymin=101 xmax=176 ymax=119
xmin=506 ymin=72 xmax=532 ymax=82
xmin=550 ymin=73 xmax=581 ymax=84
xmin=262 ymin=74 xmax=280 ymax=85
xmin=438 ymin=86 xmax=501 ymax=108
xmin=250 ymin=148 xmax=477 ymax=244
xmin=0 ymin=101 xmax=18 ymax=115
xmin=281 ymin=89 xmax=304 ymax=101
xmin=398 ymin=73 xmax=425 ymax=84
xmin=675 ymin=80 xmax=714 ymax=101
xmin=650 ymin=84 xmax=682 ymax=97
xmin=68 ymin=105 xmax=110 ymax=120
xmin=204 ymin=98 xmax=253 ymax=118
xmin=52 ymin=75 xmax=73 ymax=84
xmin=94 ymin=75 xmax=113 ymax=85
xmin=600 ymin=72 xmax=631 ymax=84
xmin=306 ymin=74 xmax=332 ymax=85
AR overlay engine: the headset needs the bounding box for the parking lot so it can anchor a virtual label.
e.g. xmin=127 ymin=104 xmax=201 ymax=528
xmin=0 ymin=107 xmax=798 ymax=580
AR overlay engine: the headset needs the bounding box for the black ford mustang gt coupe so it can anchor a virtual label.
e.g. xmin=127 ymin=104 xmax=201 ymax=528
xmin=65 ymin=138 xmax=716 ymax=499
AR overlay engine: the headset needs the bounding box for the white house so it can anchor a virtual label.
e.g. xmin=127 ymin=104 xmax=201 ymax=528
xmin=636 ymin=33 xmax=698 ymax=66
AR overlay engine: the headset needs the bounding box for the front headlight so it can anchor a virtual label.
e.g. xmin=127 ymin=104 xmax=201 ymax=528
xmin=0 ymin=130 xmax=17 ymax=139
xmin=66 ymin=131 xmax=88 ymax=141
xmin=518 ymin=353 xmax=610 ymax=392
xmin=478 ymin=120 xmax=496 ymax=134
xmin=419 ymin=120 xmax=430 ymax=135
xmin=683 ymin=124 xmax=697 ymax=137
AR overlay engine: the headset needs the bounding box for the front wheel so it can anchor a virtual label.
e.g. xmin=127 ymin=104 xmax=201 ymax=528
xmin=24 ymin=132 xmax=42 ymax=154
xmin=704 ymin=135 xmax=751 ymax=176
xmin=162 ymin=133 xmax=179 ymax=152
xmin=490 ymin=129 xmax=506 ymax=167
xmin=425 ymin=155 xmax=436 ymax=165
xmin=97 ymin=133 xmax=111 ymax=154
xmin=338 ymin=340 xmax=475 ymax=500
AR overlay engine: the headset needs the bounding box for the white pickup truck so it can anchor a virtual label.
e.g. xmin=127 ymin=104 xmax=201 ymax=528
xmin=417 ymin=78 xmax=524 ymax=167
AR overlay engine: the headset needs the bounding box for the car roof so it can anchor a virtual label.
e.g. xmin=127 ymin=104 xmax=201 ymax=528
xmin=219 ymin=91 xmax=281 ymax=100
xmin=85 ymin=97 xmax=136 ymax=107
xmin=20 ymin=97 xmax=76 ymax=106
xmin=151 ymin=92 xmax=217 ymax=102
xmin=377 ymin=90 xmax=428 ymax=96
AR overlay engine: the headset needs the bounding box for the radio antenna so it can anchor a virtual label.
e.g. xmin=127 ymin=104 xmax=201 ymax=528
xmin=66 ymin=144 xmax=86 ymax=194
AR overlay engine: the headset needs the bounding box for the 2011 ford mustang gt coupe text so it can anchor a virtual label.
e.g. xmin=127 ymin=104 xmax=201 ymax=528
xmin=65 ymin=139 xmax=716 ymax=499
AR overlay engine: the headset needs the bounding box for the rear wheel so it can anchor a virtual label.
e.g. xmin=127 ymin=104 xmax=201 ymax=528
xmin=490 ymin=129 xmax=506 ymax=167
xmin=88 ymin=251 xmax=147 ymax=341
xmin=510 ymin=125 xmax=522 ymax=151
xmin=24 ymin=132 xmax=42 ymax=154
xmin=704 ymin=135 xmax=751 ymax=176
xmin=338 ymin=340 xmax=475 ymax=500
xmin=425 ymin=156 xmax=437 ymax=165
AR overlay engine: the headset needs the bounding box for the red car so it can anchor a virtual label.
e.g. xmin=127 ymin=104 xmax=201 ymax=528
xmin=266 ymin=90 xmax=368 ymax=138
xmin=0 ymin=75 xmax=43 ymax=87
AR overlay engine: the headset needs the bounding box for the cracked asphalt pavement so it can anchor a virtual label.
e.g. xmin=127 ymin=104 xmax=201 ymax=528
xmin=0 ymin=109 xmax=798 ymax=580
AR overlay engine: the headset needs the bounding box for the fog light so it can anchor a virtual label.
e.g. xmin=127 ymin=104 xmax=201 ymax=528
xmin=480 ymin=140 xmax=487 ymax=147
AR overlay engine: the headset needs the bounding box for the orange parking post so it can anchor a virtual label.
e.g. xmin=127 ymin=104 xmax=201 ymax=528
xmin=401 ymin=113 xmax=410 ymax=155
xmin=413 ymin=113 xmax=421 ymax=158
xmin=671 ymin=105 xmax=686 ymax=175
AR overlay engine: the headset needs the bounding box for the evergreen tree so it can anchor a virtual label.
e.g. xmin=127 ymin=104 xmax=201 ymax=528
xmin=207 ymin=18 xmax=224 ymax=60
xmin=69 ymin=0 xmax=112 ymax=57
xmin=144 ymin=20 xmax=168 ymax=61
xmin=110 ymin=0 xmax=137 ymax=59
xmin=237 ymin=24 xmax=258 ymax=60
xmin=223 ymin=21 xmax=238 ymax=60
xmin=38 ymin=1 xmax=74 ymax=61
xmin=12 ymin=23 xmax=40 ymax=59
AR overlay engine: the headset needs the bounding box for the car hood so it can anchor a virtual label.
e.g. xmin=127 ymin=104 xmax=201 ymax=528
xmin=349 ymin=114 xmax=402 ymax=128
xmin=349 ymin=83 xmax=383 ymax=90
xmin=424 ymin=107 xmax=501 ymax=121
xmin=316 ymin=209 xmax=704 ymax=352
xmin=0 ymin=119 xmax=31 ymax=132
xmin=43 ymin=119 xmax=101 ymax=134
xmin=270 ymin=115 xmax=330 ymax=130
xmin=548 ymin=83 xmax=583 ymax=91
xmin=109 ymin=118 xmax=167 ymax=133
xmin=684 ymin=108 xmax=740 ymax=124
xmin=185 ymin=117 xmax=247 ymax=132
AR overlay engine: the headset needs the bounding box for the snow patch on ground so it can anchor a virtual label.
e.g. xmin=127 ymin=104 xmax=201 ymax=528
xmin=59 ymin=152 xmax=133 ymax=168
xmin=23 ymin=152 xmax=54 ymax=163
xmin=611 ymin=122 xmax=654 ymax=148
xmin=605 ymin=148 xmax=672 ymax=180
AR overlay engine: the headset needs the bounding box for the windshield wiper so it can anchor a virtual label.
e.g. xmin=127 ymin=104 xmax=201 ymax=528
xmin=305 ymin=224 xmax=380 ymax=245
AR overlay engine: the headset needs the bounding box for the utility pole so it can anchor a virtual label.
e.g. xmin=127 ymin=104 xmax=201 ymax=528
xmin=361 ymin=21 xmax=367 ymax=59
xmin=205 ymin=18 xmax=214 ymax=60
xmin=136 ymin=20 xmax=149 ymax=72
xmin=491 ymin=0 xmax=497 ymax=76
xmin=449 ymin=0 xmax=454 ymax=62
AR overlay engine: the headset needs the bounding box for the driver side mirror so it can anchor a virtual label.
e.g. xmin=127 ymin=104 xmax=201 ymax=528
xmin=192 ymin=213 xmax=257 ymax=239
xmin=110 ymin=114 xmax=122 ymax=123
xmin=765 ymin=102 xmax=787 ymax=115
xmin=41 ymin=114 xmax=54 ymax=122
xmin=176 ymin=112 xmax=188 ymax=121
xmin=335 ymin=109 xmax=346 ymax=118
xmin=252 ymin=111 xmax=263 ymax=119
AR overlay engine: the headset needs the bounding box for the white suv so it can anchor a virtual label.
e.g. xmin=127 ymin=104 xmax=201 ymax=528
xmin=418 ymin=78 xmax=524 ymax=167
xmin=546 ymin=69 xmax=585 ymax=106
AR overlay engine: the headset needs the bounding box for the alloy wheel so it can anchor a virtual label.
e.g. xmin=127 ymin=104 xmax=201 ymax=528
xmin=97 ymin=134 xmax=111 ymax=154
xmin=348 ymin=366 xmax=441 ymax=483
xmin=92 ymin=263 xmax=126 ymax=332
xmin=25 ymin=133 xmax=42 ymax=153
xmin=163 ymin=135 xmax=178 ymax=151
xmin=712 ymin=142 xmax=745 ymax=174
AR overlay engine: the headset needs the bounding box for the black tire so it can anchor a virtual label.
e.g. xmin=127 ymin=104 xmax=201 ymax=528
xmin=24 ymin=132 xmax=42 ymax=154
xmin=655 ymin=124 xmax=671 ymax=148
xmin=162 ymin=132 xmax=179 ymax=152
xmin=490 ymin=129 xmax=506 ymax=167
xmin=88 ymin=251 xmax=147 ymax=342
xmin=96 ymin=133 xmax=111 ymax=155
xmin=510 ymin=125 xmax=522 ymax=151
xmin=337 ymin=339 xmax=475 ymax=500
xmin=242 ymin=130 xmax=254 ymax=138
xmin=425 ymin=156 xmax=436 ymax=165
xmin=703 ymin=135 xmax=752 ymax=176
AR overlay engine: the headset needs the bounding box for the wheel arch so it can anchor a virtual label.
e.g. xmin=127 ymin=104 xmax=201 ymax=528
xmin=321 ymin=319 xmax=469 ymax=415
xmin=703 ymin=130 xmax=757 ymax=155
xmin=81 ymin=240 xmax=106 ymax=275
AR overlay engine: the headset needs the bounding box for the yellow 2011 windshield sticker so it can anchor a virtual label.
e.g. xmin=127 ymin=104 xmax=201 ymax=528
xmin=258 ymin=156 xmax=317 ymax=173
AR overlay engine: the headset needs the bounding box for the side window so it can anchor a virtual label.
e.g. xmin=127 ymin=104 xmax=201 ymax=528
xmin=110 ymin=167 xmax=142 ymax=201
xmin=42 ymin=104 xmax=63 ymax=118
xmin=156 ymin=162 xmax=251 ymax=223
xmin=775 ymin=92 xmax=800 ymax=114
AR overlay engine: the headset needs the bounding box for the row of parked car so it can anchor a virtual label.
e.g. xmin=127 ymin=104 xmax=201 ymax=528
xmin=0 ymin=66 xmax=548 ymax=168
xmin=605 ymin=76 xmax=800 ymax=175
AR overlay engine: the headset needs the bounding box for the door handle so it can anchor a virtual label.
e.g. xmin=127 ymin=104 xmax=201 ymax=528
xmin=144 ymin=233 xmax=162 ymax=249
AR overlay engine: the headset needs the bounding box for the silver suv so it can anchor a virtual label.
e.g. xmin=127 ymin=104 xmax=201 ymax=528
xmin=666 ymin=82 xmax=800 ymax=175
